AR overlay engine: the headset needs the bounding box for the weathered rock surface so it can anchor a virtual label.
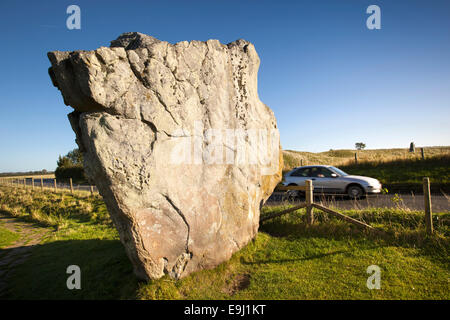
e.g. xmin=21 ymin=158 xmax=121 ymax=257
xmin=48 ymin=32 xmax=282 ymax=280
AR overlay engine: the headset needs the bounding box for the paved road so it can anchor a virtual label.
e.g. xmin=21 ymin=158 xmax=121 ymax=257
xmin=267 ymin=192 xmax=450 ymax=212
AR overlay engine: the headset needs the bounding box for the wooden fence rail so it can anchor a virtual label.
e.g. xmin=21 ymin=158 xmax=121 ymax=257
xmin=311 ymin=203 xmax=373 ymax=230
xmin=260 ymin=203 xmax=307 ymax=223
xmin=261 ymin=179 xmax=375 ymax=231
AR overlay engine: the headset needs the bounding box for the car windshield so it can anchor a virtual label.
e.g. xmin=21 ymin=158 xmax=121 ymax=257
xmin=329 ymin=166 xmax=348 ymax=176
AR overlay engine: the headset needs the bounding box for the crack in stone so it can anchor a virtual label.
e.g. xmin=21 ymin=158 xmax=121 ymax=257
xmin=140 ymin=117 xmax=158 ymax=152
xmin=124 ymin=49 xmax=180 ymax=127
xmin=161 ymin=194 xmax=193 ymax=279
xmin=151 ymin=89 xmax=180 ymax=126
xmin=162 ymin=194 xmax=191 ymax=254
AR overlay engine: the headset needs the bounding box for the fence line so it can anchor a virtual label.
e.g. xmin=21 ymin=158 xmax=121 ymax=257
xmin=263 ymin=178 xmax=434 ymax=234
xmin=0 ymin=177 xmax=99 ymax=196
xmin=0 ymin=176 xmax=436 ymax=234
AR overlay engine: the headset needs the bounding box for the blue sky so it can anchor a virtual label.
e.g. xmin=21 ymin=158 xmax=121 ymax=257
xmin=0 ymin=0 xmax=449 ymax=172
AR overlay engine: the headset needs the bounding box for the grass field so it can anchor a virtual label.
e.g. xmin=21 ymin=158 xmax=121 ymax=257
xmin=340 ymin=155 xmax=450 ymax=193
xmin=282 ymin=146 xmax=450 ymax=170
xmin=0 ymin=186 xmax=448 ymax=300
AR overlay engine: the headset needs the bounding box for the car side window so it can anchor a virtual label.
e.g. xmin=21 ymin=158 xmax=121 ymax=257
xmin=310 ymin=167 xmax=322 ymax=177
xmin=291 ymin=168 xmax=310 ymax=177
xmin=319 ymin=168 xmax=334 ymax=178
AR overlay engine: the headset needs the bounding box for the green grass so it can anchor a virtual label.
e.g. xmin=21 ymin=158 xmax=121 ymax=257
xmin=339 ymin=155 xmax=450 ymax=193
xmin=137 ymin=234 xmax=449 ymax=300
xmin=0 ymin=226 xmax=20 ymax=248
xmin=138 ymin=207 xmax=449 ymax=300
xmin=0 ymin=186 xmax=136 ymax=299
xmin=0 ymin=186 xmax=449 ymax=300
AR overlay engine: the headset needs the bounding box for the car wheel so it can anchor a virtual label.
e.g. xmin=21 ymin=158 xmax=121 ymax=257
xmin=347 ymin=185 xmax=364 ymax=199
xmin=282 ymin=190 xmax=300 ymax=202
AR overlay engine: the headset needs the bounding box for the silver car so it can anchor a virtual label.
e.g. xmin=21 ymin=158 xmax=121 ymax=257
xmin=283 ymin=165 xmax=382 ymax=198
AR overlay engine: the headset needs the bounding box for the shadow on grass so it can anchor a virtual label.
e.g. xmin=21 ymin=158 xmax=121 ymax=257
xmin=241 ymin=249 xmax=351 ymax=265
xmin=1 ymin=239 xmax=138 ymax=300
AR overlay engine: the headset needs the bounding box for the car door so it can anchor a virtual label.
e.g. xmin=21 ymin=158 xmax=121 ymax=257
xmin=314 ymin=167 xmax=342 ymax=193
xmin=307 ymin=166 xmax=326 ymax=193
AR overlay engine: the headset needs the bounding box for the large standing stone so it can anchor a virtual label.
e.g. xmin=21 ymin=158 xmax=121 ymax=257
xmin=48 ymin=32 xmax=282 ymax=280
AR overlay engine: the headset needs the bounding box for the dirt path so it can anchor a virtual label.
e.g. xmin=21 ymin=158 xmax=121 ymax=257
xmin=0 ymin=214 xmax=52 ymax=298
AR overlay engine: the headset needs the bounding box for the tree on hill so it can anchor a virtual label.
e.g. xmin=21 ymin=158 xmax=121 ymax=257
xmin=55 ymin=148 xmax=86 ymax=183
xmin=355 ymin=142 xmax=366 ymax=150
xmin=57 ymin=148 xmax=83 ymax=167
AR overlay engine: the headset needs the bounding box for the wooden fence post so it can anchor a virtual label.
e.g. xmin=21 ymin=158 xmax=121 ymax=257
xmin=421 ymin=148 xmax=425 ymax=160
xmin=31 ymin=177 xmax=34 ymax=190
xmin=54 ymin=178 xmax=57 ymax=192
xmin=40 ymin=177 xmax=44 ymax=191
xmin=354 ymin=152 xmax=358 ymax=165
xmin=305 ymin=179 xmax=314 ymax=225
xmin=423 ymin=177 xmax=433 ymax=235
xmin=70 ymin=178 xmax=74 ymax=195
xmin=300 ymin=159 xmax=303 ymax=166
xmin=90 ymin=185 xmax=94 ymax=196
